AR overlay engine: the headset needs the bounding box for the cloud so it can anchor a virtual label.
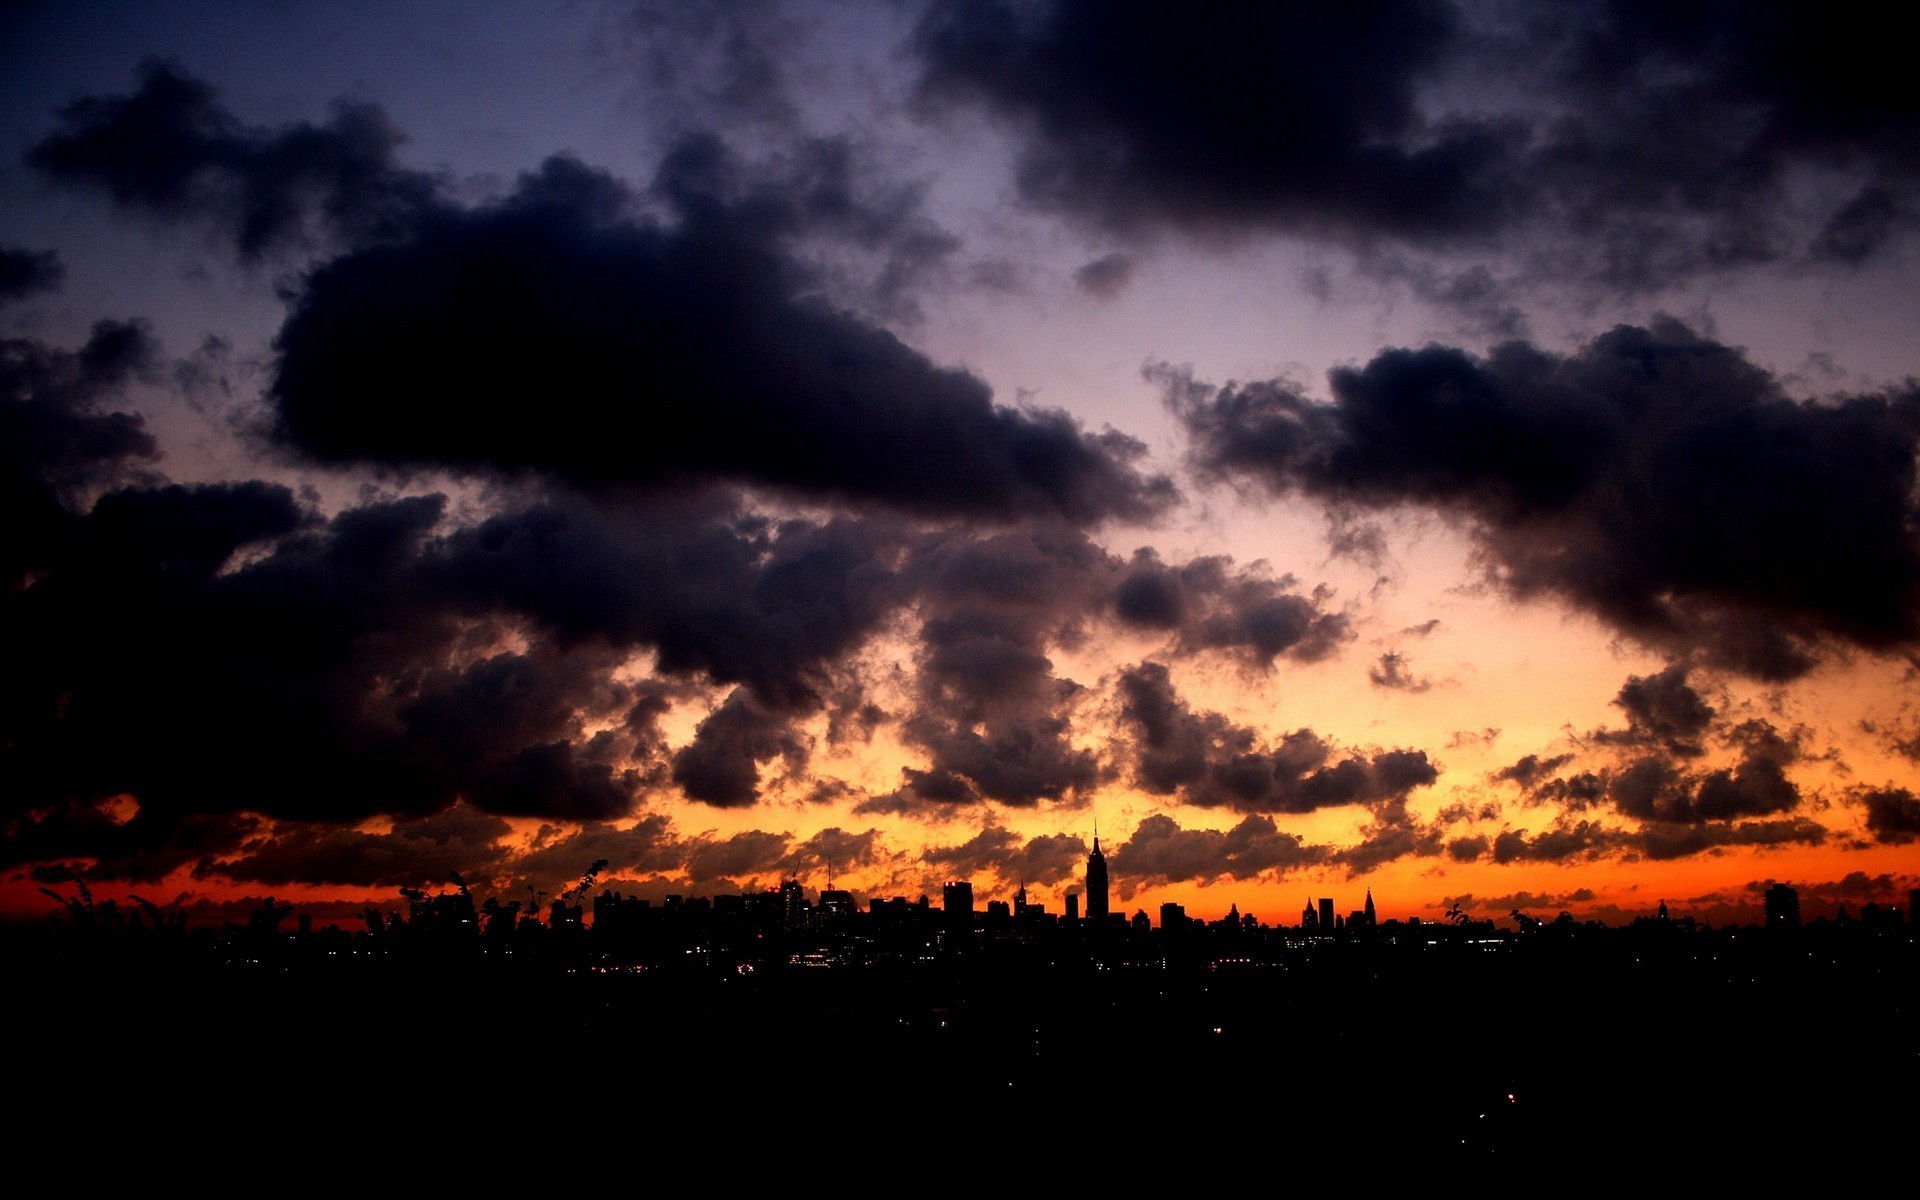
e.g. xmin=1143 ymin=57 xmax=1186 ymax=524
xmin=671 ymin=690 xmax=811 ymax=808
xmin=1368 ymin=651 xmax=1432 ymax=693
xmin=1634 ymin=816 xmax=1827 ymax=861
xmin=1073 ymin=252 xmax=1134 ymax=298
xmin=921 ymin=825 xmax=1086 ymax=888
xmin=2 ymin=319 xmax=162 ymax=585
xmin=3 ymin=487 xmax=665 ymax=828
xmin=265 ymin=151 xmax=1172 ymax=524
xmin=1334 ymin=798 xmax=1445 ymax=875
xmin=1494 ymin=753 xmax=1576 ymax=789
xmin=1166 ymin=321 xmax=1920 ymax=678
xmin=1116 ymin=661 xmax=1437 ymax=813
xmin=515 ymin=817 xmax=682 ymax=889
xmin=912 ymin=0 xmax=1514 ymax=243
xmin=1491 ymin=821 xmax=1623 ymax=865
xmin=3 ymin=800 xmax=260 ymax=885
xmin=1109 ymin=812 xmax=1327 ymax=888
xmin=912 ymin=3 xmax=1920 ymax=287
xmin=682 ymin=828 xmax=791 ymax=884
xmin=0 ymin=245 xmax=64 ymax=305
xmin=1608 ymin=754 xmax=1801 ymax=824
xmin=1602 ymin=664 xmax=1715 ymax=755
xmin=28 ymin=59 xmax=442 ymax=259
xmin=216 ymin=805 xmax=513 ymax=888
xmin=1862 ymin=787 xmax=1920 ymax=844
xmin=1114 ymin=549 xmax=1352 ymax=665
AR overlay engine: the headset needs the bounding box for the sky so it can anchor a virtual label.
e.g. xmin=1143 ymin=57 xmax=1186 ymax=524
xmin=4 ymin=0 xmax=1918 ymax=929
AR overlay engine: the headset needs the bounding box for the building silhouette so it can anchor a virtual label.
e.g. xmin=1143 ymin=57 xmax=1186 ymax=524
xmin=1086 ymin=836 xmax=1109 ymax=923
xmin=1765 ymin=883 xmax=1801 ymax=930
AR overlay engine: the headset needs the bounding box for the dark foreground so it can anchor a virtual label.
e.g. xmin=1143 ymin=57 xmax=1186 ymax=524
xmin=10 ymin=923 xmax=1914 ymax=1185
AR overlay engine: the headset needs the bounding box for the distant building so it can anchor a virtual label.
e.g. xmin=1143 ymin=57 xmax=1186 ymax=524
xmin=1765 ymin=884 xmax=1801 ymax=930
xmin=1086 ymin=837 xmax=1109 ymax=922
xmin=943 ymin=881 xmax=974 ymax=918
xmin=1065 ymin=892 xmax=1080 ymax=923
xmin=1319 ymin=898 xmax=1335 ymax=932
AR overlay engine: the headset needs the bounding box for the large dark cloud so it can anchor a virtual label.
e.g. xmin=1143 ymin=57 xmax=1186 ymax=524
xmin=913 ymin=0 xmax=1515 ymax=243
xmin=1116 ymin=661 xmax=1437 ymax=814
xmin=921 ymin=825 xmax=1085 ymax=888
xmin=265 ymin=152 xmax=1170 ymax=523
xmin=1169 ymin=321 xmax=1920 ymax=678
xmin=671 ymin=690 xmax=811 ymax=808
xmin=3 ymin=485 xmax=657 ymax=829
xmin=4 ymin=801 xmax=260 ymax=885
xmin=1595 ymin=664 xmax=1715 ymax=755
xmin=1115 ymin=550 xmax=1352 ymax=665
xmin=1334 ymin=798 xmax=1446 ymax=875
xmin=430 ymin=496 xmax=901 ymax=713
xmin=0 ymin=245 xmax=64 ymax=305
xmin=1109 ymin=813 xmax=1327 ymax=889
xmin=1608 ymin=754 xmax=1802 ymax=824
xmin=2 ymin=319 xmax=161 ymax=587
xmin=28 ymin=59 xmax=441 ymax=259
xmin=1862 ymin=787 xmax=1920 ymax=845
xmin=216 ymin=806 xmax=513 ymax=888
xmin=1516 ymin=0 xmax=1920 ymax=281
xmin=912 ymin=3 xmax=1920 ymax=283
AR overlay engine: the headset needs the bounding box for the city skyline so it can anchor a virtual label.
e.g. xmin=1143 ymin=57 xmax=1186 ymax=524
xmin=5 ymin=2 xmax=1920 ymax=933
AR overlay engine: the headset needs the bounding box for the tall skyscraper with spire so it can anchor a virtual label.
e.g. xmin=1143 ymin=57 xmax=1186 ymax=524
xmin=1086 ymin=825 xmax=1109 ymax=923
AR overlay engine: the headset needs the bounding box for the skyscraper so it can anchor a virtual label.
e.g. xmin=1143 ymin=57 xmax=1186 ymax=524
xmin=1086 ymin=835 xmax=1108 ymax=922
xmin=1765 ymin=883 xmax=1800 ymax=930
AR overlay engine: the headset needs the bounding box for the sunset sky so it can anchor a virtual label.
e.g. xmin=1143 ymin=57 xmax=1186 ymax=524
xmin=5 ymin=0 xmax=1918 ymax=929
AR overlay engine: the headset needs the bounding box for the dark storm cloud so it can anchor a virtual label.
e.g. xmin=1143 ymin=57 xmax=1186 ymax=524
xmin=912 ymin=0 xmax=1516 ymax=243
xmin=1494 ymin=753 xmax=1576 ymax=789
xmin=1116 ymin=662 xmax=1438 ymax=814
xmin=921 ymin=825 xmax=1085 ymax=886
xmin=912 ymin=3 xmax=1920 ymax=284
xmin=1168 ymin=321 xmax=1920 ymax=678
xmin=267 ymin=151 xmax=1170 ymax=524
xmin=27 ymin=65 xmax=1168 ymax=524
xmin=3 ymin=802 xmax=260 ymax=885
xmin=883 ymin=526 xmax=1116 ymax=809
xmin=1634 ymin=816 xmax=1826 ymax=861
xmin=1334 ymin=799 xmax=1445 ymax=875
xmin=1446 ymin=835 xmax=1489 ymax=863
xmin=682 ymin=828 xmax=791 ymax=883
xmin=515 ymin=816 xmax=682 ymax=888
xmin=216 ymin=806 xmax=513 ymax=888
xmin=28 ymin=59 xmax=442 ymax=259
xmin=0 ymin=245 xmax=63 ymax=304
xmin=1110 ymin=813 xmax=1327 ymax=887
xmin=3 ymin=486 xmax=665 ymax=829
xmin=782 ymin=827 xmax=888 ymax=877
xmin=1862 ymin=787 xmax=1920 ymax=845
xmin=1603 ymin=664 xmax=1715 ymax=755
xmin=2 ymin=319 xmax=161 ymax=585
xmin=1513 ymin=0 xmax=1920 ymax=283
xmin=899 ymin=604 xmax=1098 ymax=807
xmin=431 ymin=497 xmax=901 ymax=714
xmin=1608 ymin=754 xmax=1801 ymax=824
xmin=671 ymin=690 xmax=811 ymax=808
xmin=1491 ymin=821 xmax=1622 ymax=865
xmin=1114 ymin=550 xmax=1351 ymax=665
xmin=1443 ymin=888 xmax=1596 ymax=914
